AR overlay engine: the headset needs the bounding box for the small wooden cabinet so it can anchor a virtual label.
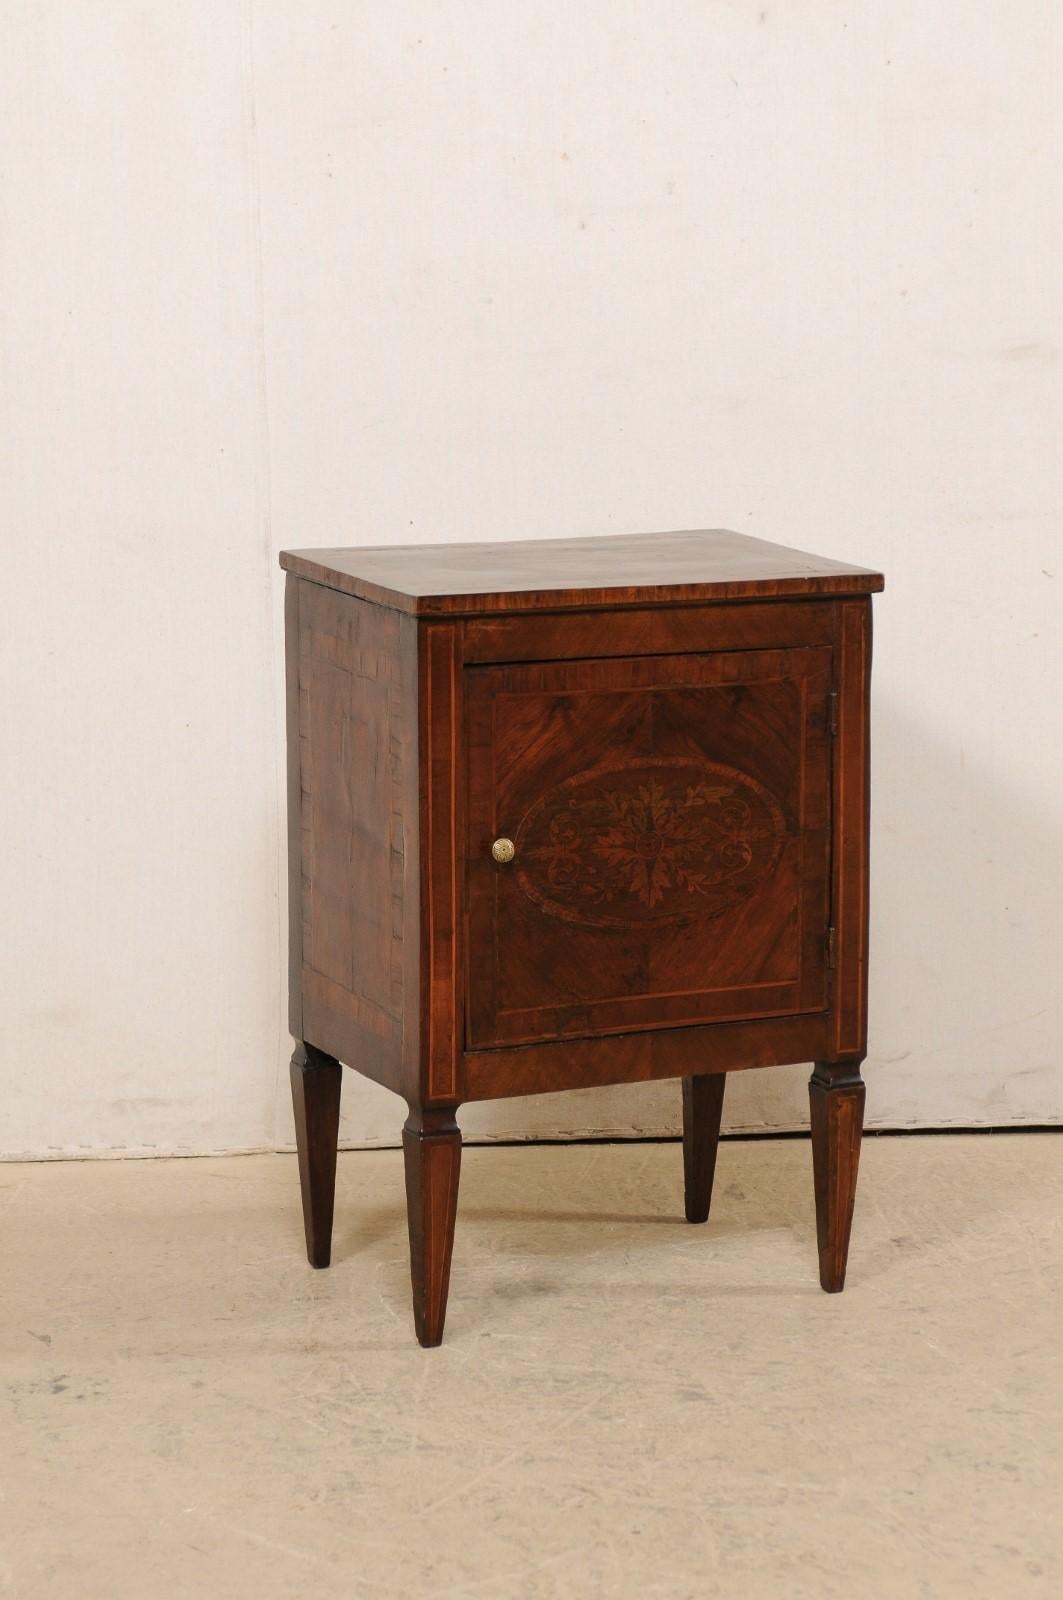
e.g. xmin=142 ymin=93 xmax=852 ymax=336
xmin=280 ymin=529 xmax=884 ymax=1345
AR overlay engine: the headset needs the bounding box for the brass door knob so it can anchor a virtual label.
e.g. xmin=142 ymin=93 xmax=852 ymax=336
xmin=491 ymin=837 xmax=516 ymax=864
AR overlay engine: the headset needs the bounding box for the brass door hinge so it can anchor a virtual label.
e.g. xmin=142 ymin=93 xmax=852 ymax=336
xmin=829 ymin=691 xmax=840 ymax=736
xmin=826 ymin=926 xmax=837 ymax=969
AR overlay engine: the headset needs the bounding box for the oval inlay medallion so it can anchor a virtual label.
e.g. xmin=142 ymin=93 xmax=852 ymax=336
xmin=513 ymin=757 xmax=786 ymax=929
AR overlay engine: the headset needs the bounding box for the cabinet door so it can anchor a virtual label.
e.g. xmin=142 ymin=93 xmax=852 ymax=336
xmin=464 ymin=646 xmax=832 ymax=1050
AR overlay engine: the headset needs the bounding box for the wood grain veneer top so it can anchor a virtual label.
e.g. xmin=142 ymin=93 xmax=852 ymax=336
xmin=279 ymin=527 xmax=884 ymax=617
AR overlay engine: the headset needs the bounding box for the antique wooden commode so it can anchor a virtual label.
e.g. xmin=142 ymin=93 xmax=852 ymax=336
xmin=281 ymin=529 xmax=883 ymax=1345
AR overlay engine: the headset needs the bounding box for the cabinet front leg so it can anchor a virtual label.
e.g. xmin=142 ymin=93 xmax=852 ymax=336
xmin=290 ymin=1043 xmax=343 ymax=1268
xmin=808 ymin=1061 xmax=865 ymax=1292
xmin=403 ymin=1109 xmax=462 ymax=1348
xmin=682 ymin=1073 xmax=726 ymax=1223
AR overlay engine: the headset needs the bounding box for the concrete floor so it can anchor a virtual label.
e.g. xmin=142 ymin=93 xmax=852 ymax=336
xmin=2 ymin=1135 xmax=1061 ymax=1598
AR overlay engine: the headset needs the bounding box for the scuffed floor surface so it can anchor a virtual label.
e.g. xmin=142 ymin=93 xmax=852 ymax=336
xmin=2 ymin=1135 xmax=1061 ymax=1598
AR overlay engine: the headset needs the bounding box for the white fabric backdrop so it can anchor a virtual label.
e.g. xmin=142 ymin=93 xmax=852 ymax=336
xmin=3 ymin=1 xmax=1061 ymax=1155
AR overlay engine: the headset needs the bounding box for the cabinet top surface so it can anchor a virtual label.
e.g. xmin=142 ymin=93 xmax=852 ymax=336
xmin=280 ymin=527 xmax=884 ymax=616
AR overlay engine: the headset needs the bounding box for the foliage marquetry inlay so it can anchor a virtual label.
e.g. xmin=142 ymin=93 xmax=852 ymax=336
xmin=514 ymin=757 xmax=786 ymax=929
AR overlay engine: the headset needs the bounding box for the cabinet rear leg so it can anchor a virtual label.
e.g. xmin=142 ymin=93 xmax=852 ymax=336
xmin=682 ymin=1073 xmax=727 ymax=1223
xmin=290 ymin=1043 xmax=342 ymax=1268
xmin=403 ymin=1109 xmax=462 ymax=1347
xmin=809 ymin=1061 xmax=865 ymax=1292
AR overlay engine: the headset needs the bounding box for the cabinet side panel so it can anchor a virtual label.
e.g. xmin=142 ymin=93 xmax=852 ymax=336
xmin=293 ymin=582 xmax=413 ymax=1092
xmin=285 ymin=576 xmax=304 ymax=1037
xmin=419 ymin=621 xmax=465 ymax=1106
xmin=830 ymin=597 xmax=873 ymax=1058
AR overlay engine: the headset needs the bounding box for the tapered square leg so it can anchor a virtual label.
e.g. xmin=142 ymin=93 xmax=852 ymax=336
xmin=403 ymin=1110 xmax=462 ymax=1348
xmin=809 ymin=1062 xmax=865 ymax=1292
xmin=682 ymin=1073 xmax=726 ymax=1223
xmin=290 ymin=1043 xmax=342 ymax=1268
